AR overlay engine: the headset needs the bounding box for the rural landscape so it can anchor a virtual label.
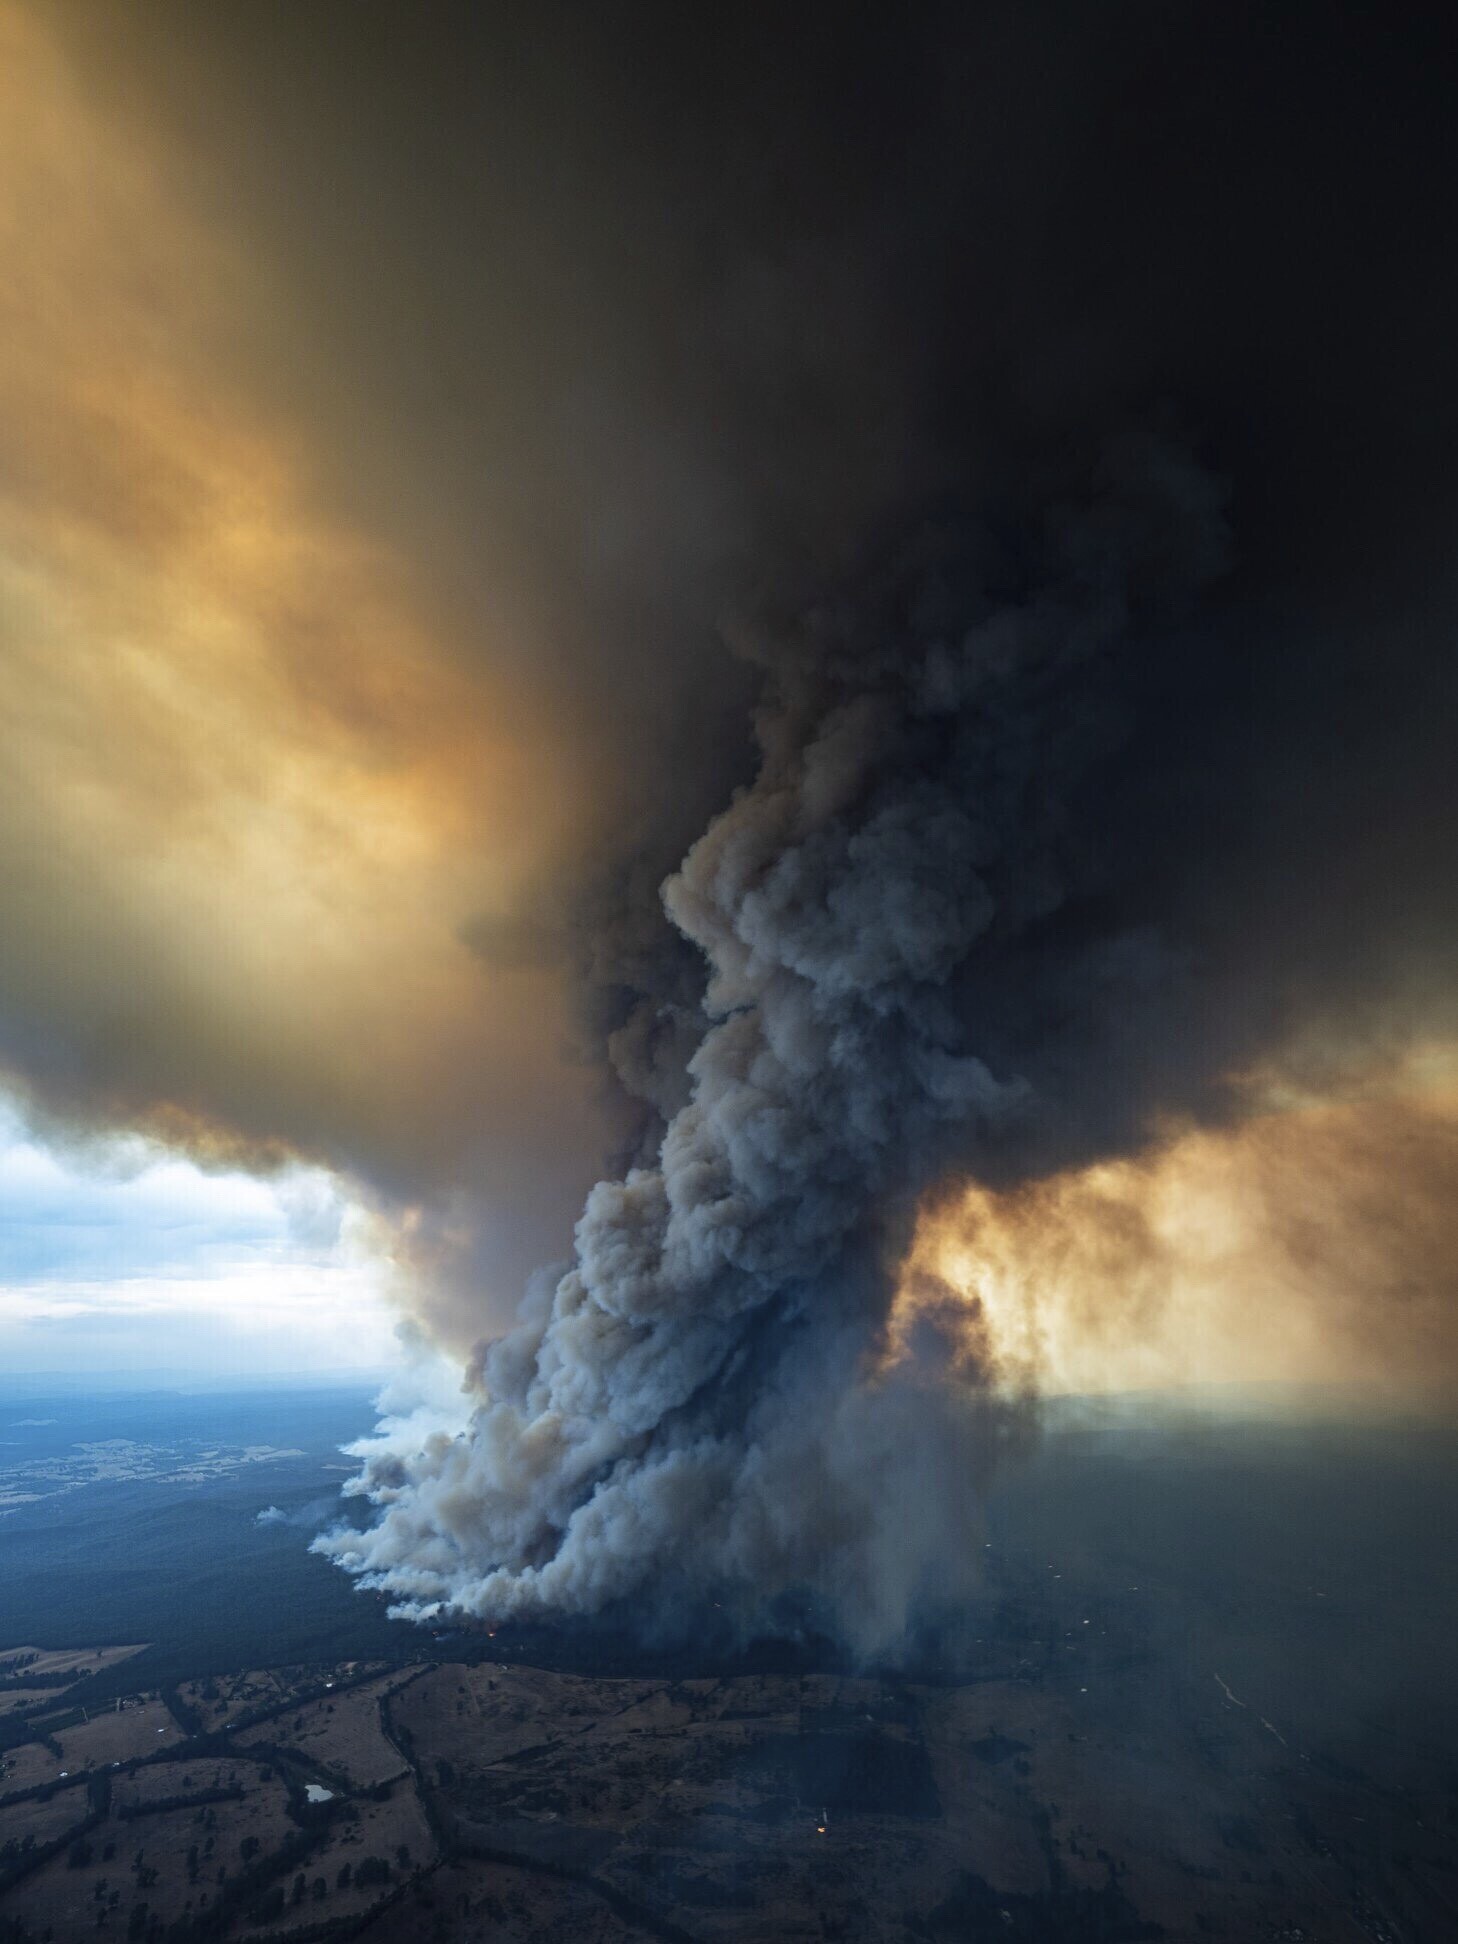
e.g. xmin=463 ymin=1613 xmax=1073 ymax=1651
xmin=2 ymin=1388 xmax=1455 ymax=1942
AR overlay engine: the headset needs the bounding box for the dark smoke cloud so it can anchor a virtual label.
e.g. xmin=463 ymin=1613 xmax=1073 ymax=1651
xmin=317 ymin=435 xmax=1330 ymax=1648
xmin=13 ymin=4 xmax=1458 ymax=1643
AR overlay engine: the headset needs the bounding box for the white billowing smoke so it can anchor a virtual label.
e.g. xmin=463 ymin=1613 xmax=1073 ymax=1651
xmin=317 ymin=440 xmax=1227 ymax=1653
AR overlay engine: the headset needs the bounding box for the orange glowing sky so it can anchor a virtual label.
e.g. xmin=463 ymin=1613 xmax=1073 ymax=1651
xmin=0 ymin=5 xmax=611 ymax=1365
xmin=889 ymin=1055 xmax=1458 ymax=1402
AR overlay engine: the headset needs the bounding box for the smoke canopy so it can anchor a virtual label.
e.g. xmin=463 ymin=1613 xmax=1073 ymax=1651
xmin=3 ymin=3 xmax=1458 ymax=1648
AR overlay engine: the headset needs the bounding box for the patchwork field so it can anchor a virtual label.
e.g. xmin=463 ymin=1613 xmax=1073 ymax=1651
xmin=1 ymin=1397 xmax=1454 ymax=1939
xmin=234 ymin=1668 xmax=421 ymax=1791
xmin=1 ymin=1565 xmax=1455 ymax=1944
xmin=0 ymin=1649 xmax=148 ymax=1685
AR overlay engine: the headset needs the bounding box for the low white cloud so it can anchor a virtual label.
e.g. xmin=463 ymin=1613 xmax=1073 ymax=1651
xmin=0 ymin=1100 xmax=398 ymax=1379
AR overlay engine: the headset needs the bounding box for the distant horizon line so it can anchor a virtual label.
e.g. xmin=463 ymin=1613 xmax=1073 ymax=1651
xmin=0 ymin=1366 xmax=398 ymax=1395
xmin=0 ymin=1370 xmax=1448 ymax=1417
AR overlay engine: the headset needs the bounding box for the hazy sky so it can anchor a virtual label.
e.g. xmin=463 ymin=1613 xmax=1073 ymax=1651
xmin=1 ymin=3 xmax=619 ymax=1368
xmin=3 ymin=0 xmax=1457 ymax=1410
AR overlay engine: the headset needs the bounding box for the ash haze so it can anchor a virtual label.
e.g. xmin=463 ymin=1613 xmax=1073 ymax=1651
xmin=2 ymin=0 xmax=1458 ymax=1670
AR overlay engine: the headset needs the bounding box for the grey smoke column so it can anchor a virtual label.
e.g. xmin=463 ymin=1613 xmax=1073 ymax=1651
xmin=318 ymin=438 xmax=1226 ymax=1651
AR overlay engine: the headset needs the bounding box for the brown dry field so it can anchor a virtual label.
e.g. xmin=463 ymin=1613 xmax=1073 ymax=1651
xmin=0 ymin=1648 xmax=147 ymax=1684
xmin=1 ymin=1742 xmax=77 ymax=1797
xmin=55 ymin=1698 xmax=181 ymax=1769
xmin=1 ymin=1631 xmax=1455 ymax=1942
xmin=174 ymin=1672 xmax=297 ymax=1736
xmin=234 ymin=1668 xmax=423 ymax=1791
xmin=111 ymin=1758 xmax=256 ymax=1815
xmin=237 ymin=1783 xmax=437 ymax=1941
xmin=0 ymin=1789 xmax=92 ymax=1857
xmin=176 ymin=1664 xmax=394 ymax=1737
xmin=0 ymin=1692 xmax=62 ymax=1724
xmin=1 ymin=1695 xmax=180 ymax=1794
xmin=3 ymin=1769 xmax=296 ymax=1939
xmin=353 ymin=1857 xmax=665 ymax=1944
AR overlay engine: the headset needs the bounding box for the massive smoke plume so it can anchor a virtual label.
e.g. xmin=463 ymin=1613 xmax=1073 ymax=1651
xmin=315 ymin=428 xmax=1440 ymax=1650
xmin=6 ymin=4 xmax=1458 ymax=1644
